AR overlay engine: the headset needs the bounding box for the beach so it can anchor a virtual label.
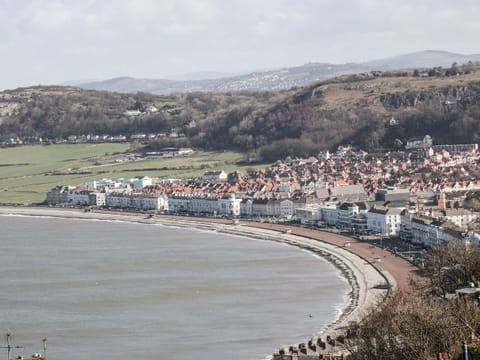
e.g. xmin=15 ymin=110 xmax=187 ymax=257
xmin=0 ymin=206 xmax=419 ymax=357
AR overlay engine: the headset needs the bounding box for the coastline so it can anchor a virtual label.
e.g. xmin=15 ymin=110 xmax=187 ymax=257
xmin=0 ymin=206 xmax=408 ymax=357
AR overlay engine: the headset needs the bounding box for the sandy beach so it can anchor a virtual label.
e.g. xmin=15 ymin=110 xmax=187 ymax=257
xmin=0 ymin=206 xmax=419 ymax=357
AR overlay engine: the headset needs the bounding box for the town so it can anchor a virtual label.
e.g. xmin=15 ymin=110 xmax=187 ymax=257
xmin=46 ymin=135 xmax=480 ymax=252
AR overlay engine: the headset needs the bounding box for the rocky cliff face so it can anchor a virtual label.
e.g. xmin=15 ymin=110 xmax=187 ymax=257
xmin=379 ymin=83 xmax=480 ymax=110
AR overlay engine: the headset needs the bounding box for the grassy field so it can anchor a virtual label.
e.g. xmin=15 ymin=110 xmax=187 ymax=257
xmin=0 ymin=144 xmax=266 ymax=204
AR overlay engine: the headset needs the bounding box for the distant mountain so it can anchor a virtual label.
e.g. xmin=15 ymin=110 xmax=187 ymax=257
xmin=163 ymin=71 xmax=235 ymax=81
xmin=363 ymin=50 xmax=480 ymax=70
xmin=73 ymin=50 xmax=480 ymax=94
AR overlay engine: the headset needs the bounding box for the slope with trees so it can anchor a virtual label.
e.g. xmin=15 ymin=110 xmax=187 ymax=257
xmin=2 ymin=63 xmax=480 ymax=162
xmin=346 ymin=241 xmax=480 ymax=359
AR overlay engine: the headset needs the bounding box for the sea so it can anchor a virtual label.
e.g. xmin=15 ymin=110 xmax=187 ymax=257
xmin=0 ymin=214 xmax=349 ymax=360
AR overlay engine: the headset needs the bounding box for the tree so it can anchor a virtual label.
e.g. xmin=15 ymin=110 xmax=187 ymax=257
xmin=423 ymin=241 xmax=480 ymax=297
xmin=345 ymin=290 xmax=480 ymax=360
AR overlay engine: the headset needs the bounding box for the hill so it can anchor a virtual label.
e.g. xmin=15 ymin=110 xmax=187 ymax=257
xmin=2 ymin=62 xmax=480 ymax=161
xmin=74 ymin=50 xmax=480 ymax=94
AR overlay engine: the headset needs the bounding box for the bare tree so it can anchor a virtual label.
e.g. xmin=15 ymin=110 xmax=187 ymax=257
xmin=345 ymin=290 xmax=480 ymax=360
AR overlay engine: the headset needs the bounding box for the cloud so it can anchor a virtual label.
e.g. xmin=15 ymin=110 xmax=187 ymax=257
xmin=1 ymin=0 xmax=480 ymax=89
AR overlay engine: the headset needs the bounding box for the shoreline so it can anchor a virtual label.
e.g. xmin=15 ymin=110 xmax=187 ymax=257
xmin=0 ymin=206 xmax=407 ymax=357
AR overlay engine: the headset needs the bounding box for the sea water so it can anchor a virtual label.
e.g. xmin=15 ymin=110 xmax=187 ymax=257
xmin=0 ymin=215 xmax=349 ymax=360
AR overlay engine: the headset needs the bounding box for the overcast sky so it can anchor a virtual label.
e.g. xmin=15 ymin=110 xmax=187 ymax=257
xmin=1 ymin=0 xmax=479 ymax=89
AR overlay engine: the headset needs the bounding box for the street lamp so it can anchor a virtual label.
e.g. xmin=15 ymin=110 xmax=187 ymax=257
xmin=1 ymin=333 xmax=23 ymax=360
xmin=42 ymin=338 xmax=47 ymax=359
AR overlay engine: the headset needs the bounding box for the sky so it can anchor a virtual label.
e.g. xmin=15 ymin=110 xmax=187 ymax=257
xmin=1 ymin=0 xmax=480 ymax=90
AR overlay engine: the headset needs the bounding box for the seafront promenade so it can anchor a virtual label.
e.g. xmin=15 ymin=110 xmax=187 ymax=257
xmin=0 ymin=206 xmax=420 ymax=358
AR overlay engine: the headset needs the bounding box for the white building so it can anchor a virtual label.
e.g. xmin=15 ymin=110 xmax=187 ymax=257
xmin=106 ymin=192 xmax=168 ymax=211
xmin=337 ymin=202 xmax=361 ymax=229
xmin=367 ymin=206 xmax=403 ymax=236
xmin=321 ymin=202 xmax=339 ymax=226
xmin=295 ymin=203 xmax=323 ymax=225
xmin=131 ymin=176 xmax=153 ymax=189
xmin=440 ymin=209 xmax=476 ymax=230
xmin=217 ymin=194 xmax=242 ymax=217
xmin=280 ymin=199 xmax=295 ymax=218
xmin=405 ymin=135 xmax=432 ymax=150
xmin=411 ymin=216 xmax=462 ymax=247
xmin=168 ymin=194 xmax=217 ymax=215
xmin=106 ymin=192 xmax=134 ymax=208
xmin=132 ymin=193 xmax=168 ymax=211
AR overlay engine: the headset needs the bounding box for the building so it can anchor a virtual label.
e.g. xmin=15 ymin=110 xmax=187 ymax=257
xmin=399 ymin=208 xmax=414 ymax=240
xmin=46 ymin=186 xmax=72 ymax=205
xmin=295 ymin=203 xmax=323 ymax=225
xmin=410 ymin=216 xmax=463 ymax=247
xmin=337 ymin=202 xmax=361 ymax=229
xmin=405 ymin=135 xmax=433 ymax=150
xmin=106 ymin=192 xmax=134 ymax=209
xmin=367 ymin=206 xmax=403 ymax=236
xmin=89 ymin=192 xmax=106 ymax=207
xmin=375 ymin=187 xmax=411 ymax=207
xmin=251 ymin=199 xmax=273 ymax=217
xmin=131 ymin=176 xmax=152 ymax=189
xmin=330 ymin=184 xmax=369 ymax=202
xmin=240 ymin=198 xmax=253 ymax=217
xmin=203 ymin=170 xmax=228 ymax=181
xmin=217 ymin=193 xmax=241 ymax=217
xmin=168 ymin=194 xmax=216 ymax=215
xmin=131 ymin=193 xmax=168 ymax=211
xmin=439 ymin=208 xmax=476 ymax=230
xmin=320 ymin=202 xmax=339 ymax=226
xmin=432 ymin=143 xmax=478 ymax=154
xmin=68 ymin=189 xmax=92 ymax=206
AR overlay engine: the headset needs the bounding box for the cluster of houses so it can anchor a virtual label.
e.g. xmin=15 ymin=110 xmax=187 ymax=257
xmin=1 ymin=131 xmax=189 ymax=147
xmin=46 ymin=137 xmax=480 ymax=248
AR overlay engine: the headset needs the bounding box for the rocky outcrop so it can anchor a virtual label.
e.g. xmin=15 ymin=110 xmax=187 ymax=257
xmin=379 ymin=83 xmax=480 ymax=110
